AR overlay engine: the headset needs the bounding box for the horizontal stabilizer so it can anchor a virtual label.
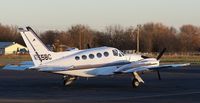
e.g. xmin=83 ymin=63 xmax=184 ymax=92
xmin=3 ymin=64 xmax=33 ymax=71
xmin=20 ymin=61 xmax=34 ymax=65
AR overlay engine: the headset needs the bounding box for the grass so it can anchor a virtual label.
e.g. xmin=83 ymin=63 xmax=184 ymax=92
xmin=145 ymin=54 xmax=200 ymax=64
xmin=0 ymin=55 xmax=31 ymax=66
xmin=161 ymin=56 xmax=200 ymax=64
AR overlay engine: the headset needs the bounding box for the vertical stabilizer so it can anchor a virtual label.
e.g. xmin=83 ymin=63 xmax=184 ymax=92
xmin=19 ymin=27 xmax=53 ymax=66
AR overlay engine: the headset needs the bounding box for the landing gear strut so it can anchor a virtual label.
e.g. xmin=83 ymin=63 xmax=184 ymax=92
xmin=63 ymin=75 xmax=76 ymax=86
xmin=132 ymin=72 xmax=144 ymax=88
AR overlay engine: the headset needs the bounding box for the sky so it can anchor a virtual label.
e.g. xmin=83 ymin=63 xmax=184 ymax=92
xmin=0 ymin=0 xmax=200 ymax=31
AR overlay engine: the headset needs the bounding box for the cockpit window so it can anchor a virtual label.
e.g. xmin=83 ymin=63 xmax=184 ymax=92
xmin=119 ymin=50 xmax=124 ymax=57
xmin=112 ymin=49 xmax=124 ymax=57
xmin=112 ymin=49 xmax=118 ymax=56
xmin=119 ymin=51 xmax=124 ymax=56
xmin=119 ymin=53 xmax=122 ymax=57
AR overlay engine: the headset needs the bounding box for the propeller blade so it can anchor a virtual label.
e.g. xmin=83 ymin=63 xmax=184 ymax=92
xmin=87 ymin=44 xmax=91 ymax=49
xmin=157 ymin=70 xmax=161 ymax=80
xmin=156 ymin=48 xmax=166 ymax=60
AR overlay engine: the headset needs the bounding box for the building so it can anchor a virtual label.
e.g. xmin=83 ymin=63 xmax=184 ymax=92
xmin=0 ymin=42 xmax=28 ymax=55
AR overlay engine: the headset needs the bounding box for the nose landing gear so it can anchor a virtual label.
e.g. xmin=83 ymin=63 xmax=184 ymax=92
xmin=63 ymin=75 xmax=77 ymax=86
xmin=132 ymin=72 xmax=144 ymax=88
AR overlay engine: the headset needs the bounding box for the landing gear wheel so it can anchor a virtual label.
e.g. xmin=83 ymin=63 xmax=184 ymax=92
xmin=63 ymin=79 xmax=73 ymax=86
xmin=132 ymin=79 xmax=140 ymax=88
xmin=63 ymin=76 xmax=76 ymax=86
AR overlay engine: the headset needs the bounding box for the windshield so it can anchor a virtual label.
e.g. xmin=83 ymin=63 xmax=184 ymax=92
xmin=119 ymin=50 xmax=124 ymax=56
xmin=112 ymin=49 xmax=124 ymax=57
xmin=112 ymin=49 xmax=118 ymax=56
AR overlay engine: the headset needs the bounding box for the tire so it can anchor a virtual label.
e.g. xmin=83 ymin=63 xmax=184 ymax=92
xmin=132 ymin=79 xmax=140 ymax=88
xmin=63 ymin=77 xmax=76 ymax=86
xmin=64 ymin=80 xmax=72 ymax=86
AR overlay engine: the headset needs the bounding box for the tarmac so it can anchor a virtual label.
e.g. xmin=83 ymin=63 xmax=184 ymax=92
xmin=0 ymin=65 xmax=200 ymax=103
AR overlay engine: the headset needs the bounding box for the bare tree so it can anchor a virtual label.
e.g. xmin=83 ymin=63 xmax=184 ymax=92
xmin=68 ymin=24 xmax=94 ymax=49
xmin=1 ymin=22 xmax=200 ymax=52
xmin=178 ymin=25 xmax=200 ymax=52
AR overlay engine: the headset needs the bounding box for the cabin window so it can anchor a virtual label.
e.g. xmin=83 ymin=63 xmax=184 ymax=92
xmin=112 ymin=49 xmax=118 ymax=56
xmin=97 ymin=53 xmax=102 ymax=58
xmin=89 ymin=54 xmax=95 ymax=59
xmin=75 ymin=56 xmax=80 ymax=60
xmin=82 ymin=55 xmax=87 ymax=60
xmin=104 ymin=52 xmax=109 ymax=57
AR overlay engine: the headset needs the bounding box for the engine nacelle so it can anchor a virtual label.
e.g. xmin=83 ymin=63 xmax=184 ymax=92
xmin=115 ymin=58 xmax=159 ymax=72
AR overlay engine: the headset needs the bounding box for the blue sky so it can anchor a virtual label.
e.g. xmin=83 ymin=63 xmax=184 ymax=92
xmin=0 ymin=0 xmax=200 ymax=31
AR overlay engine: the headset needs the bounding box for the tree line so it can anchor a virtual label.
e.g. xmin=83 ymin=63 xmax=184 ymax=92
xmin=0 ymin=23 xmax=200 ymax=52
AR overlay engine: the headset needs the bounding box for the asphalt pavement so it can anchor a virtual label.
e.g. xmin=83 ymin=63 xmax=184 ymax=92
xmin=0 ymin=65 xmax=200 ymax=103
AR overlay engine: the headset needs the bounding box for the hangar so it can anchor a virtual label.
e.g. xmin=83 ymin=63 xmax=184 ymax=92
xmin=0 ymin=42 xmax=28 ymax=55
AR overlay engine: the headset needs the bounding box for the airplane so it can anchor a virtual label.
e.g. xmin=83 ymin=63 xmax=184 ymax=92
xmin=3 ymin=27 xmax=190 ymax=88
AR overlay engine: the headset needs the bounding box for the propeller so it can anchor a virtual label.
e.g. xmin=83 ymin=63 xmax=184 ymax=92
xmin=156 ymin=48 xmax=166 ymax=80
xmin=156 ymin=48 xmax=166 ymax=60
xmin=87 ymin=44 xmax=91 ymax=49
xmin=141 ymin=48 xmax=166 ymax=60
xmin=140 ymin=48 xmax=166 ymax=80
xmin=157 ymin=70 xmax=161 ymax=80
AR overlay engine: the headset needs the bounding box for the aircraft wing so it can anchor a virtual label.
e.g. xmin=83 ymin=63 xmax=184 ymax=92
xmin=115 ymin=63 xmax=190 ymax=73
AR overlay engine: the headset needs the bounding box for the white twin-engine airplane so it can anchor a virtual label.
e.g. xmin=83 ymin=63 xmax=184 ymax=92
xmin=3 ymin=27 xmax=190 ymax=88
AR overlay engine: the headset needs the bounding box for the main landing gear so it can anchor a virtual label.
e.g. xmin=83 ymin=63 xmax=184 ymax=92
xmin=132 ymin=72 xmax=144 ymax=88
xmin=63 ymin=75 xmax=77 ymax=86
xmin=132 ymin=79 xmax=140 ymax=88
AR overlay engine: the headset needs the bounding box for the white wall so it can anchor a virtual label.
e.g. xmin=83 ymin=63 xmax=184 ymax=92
xmin=4 ymin=44 xmax=27 ymax=55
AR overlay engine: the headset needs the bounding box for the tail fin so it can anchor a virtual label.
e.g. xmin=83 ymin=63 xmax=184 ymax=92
xmin=19 ymin=27 xmax=53 ymax=66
